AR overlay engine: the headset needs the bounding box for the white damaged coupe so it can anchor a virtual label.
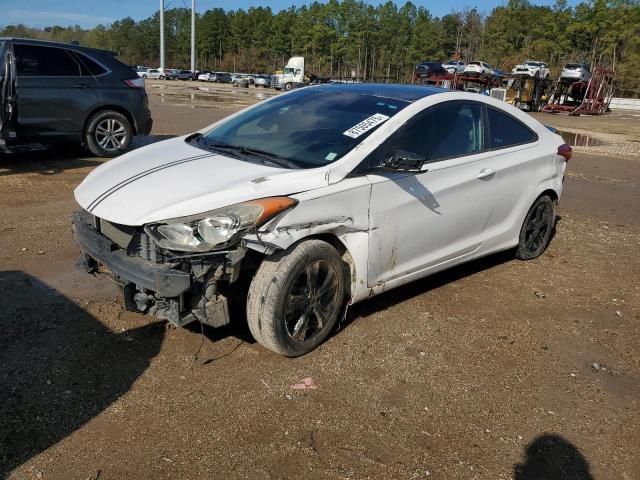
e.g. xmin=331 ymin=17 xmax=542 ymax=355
xmin=73 ymin=84 xmax=571 ymax=356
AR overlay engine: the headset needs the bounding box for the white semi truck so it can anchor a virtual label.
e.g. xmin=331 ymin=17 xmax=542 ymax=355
xmin=272 ymin=56 xmax=306 ymax=91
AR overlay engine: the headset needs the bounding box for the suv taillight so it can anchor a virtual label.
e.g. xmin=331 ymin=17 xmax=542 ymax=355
xmin=124 ymin=78 xmax=145 ymax=88
xmin=558 ymin=143 xmax=572 ymax=161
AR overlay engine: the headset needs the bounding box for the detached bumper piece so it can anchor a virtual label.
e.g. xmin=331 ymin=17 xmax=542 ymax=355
xmin=72 ymin=211 xmax=240 ymax=329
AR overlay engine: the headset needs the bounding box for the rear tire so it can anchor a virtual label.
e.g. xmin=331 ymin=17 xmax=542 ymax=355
xmin=246 ymin=240 xmax=346 ymax=357
xmin=84 ymin=110 xmax=133 ymax=158
xmin=159 ymin=75 xmax=165 ymax=80
xmin=516 ymin=195 xmax=556 ymax=260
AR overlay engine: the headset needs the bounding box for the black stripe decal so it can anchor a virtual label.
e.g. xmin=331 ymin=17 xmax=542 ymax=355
xmin=87 ymin=152 xmax=216 ymax=212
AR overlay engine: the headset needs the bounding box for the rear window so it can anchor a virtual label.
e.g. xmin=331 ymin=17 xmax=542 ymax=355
xmin=14 ymin=44 xmax=81 ymax=76
xmin=468 ymin=62 xmax=480 ymax=66
xmin=73 ymin=52 xmax=108 ymax=76
xmin=565 ymin=64 xmax=581 ymax=69
xmin=487 ymin=107 xmax=537 ymax=148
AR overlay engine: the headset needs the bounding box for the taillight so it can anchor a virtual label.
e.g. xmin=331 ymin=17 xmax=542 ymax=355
xmin=124 ymin=78 xmax=145 ymax=88
xmin=558 ymin=143 xmax=572 ymax=161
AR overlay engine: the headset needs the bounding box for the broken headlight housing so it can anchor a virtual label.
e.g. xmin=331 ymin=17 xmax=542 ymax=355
xmin=145 ymin=197 xmax=297 ymax=252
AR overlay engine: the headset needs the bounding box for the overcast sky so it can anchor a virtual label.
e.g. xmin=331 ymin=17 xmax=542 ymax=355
xmin=2 ymin=0 xmax=578 ymax=29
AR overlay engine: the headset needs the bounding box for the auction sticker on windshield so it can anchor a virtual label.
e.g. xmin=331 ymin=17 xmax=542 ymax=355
xmin=343 ymin=113 xmax=390 ymax=138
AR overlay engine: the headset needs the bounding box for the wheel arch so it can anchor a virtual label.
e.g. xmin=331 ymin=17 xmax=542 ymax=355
xmin=250 ymin=232 xmax=360 ymax=302
xmin=539 ymin=188 xmax=559 ymax=204
xmin=82 ymin=105 xmax=138 ymax=137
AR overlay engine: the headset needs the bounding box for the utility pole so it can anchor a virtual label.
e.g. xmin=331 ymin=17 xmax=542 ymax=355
xmin=191 ymin=0 xmax=196 ymax=73
xmin=159 ymin=0 xmax=165 ymax=70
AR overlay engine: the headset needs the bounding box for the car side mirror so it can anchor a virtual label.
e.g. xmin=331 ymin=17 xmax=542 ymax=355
xmin=382 ymin=150 xmax=426 ymax=172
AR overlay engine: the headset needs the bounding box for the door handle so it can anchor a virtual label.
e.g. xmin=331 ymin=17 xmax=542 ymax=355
xmin=72 ymin=83 xmax=88 ymax=89
xmin=477 ymin=168 xmax=496 ymax=180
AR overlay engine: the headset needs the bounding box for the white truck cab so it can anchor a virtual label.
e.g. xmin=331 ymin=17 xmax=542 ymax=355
xmin=272 ymin=56 xmax=305 ymax=91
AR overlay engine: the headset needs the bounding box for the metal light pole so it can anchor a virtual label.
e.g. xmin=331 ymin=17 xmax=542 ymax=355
xmin=159 ymin=0 xmax=165 ymax=70
xmin=191 ymin=0 xmax=196 ymax=73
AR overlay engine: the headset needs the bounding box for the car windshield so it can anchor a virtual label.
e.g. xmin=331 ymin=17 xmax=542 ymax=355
xmin=196 ymin=87 xmax=410 ymax=169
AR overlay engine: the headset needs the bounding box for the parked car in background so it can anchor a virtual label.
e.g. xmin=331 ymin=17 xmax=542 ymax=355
xmin=211 ymin=72 xmax=232 ymax=83
xmin=197 ymin=71 xmax=213 ymax=81
xmin=142 ymin=69 xmax=164 ymax=80
xmin=231 ymin=74 xmax=250 ymax=87
xmin=443 ymin=60 xmax=466 ymax=74
xmin=414 ymin=61 xmax=448 ymax=78
xmin=512 ymin=61 xmax=550 ymax=79
xmin=165 ymin=69 xmax=180 ymax=80
xmin=0 ymin=37 xmax=152 ymax=157
xmin=174 ymin=69 xmax=195 ymax=80
xmin=72 ymin=83 xmax=569 ymax=357
xmin=136 ymin=66 xmax=151 ymax=78
xmin=464 ymin=61 xmax=495 ymax=77
xmin=560 ymin=63 xmax=591 ymax=82
xmin=254 ymin=74 xmax=271 ymax=87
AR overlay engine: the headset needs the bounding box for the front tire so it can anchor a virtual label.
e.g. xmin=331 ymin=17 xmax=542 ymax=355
xmin=84 ymin=110 xmax=133 ymax=158
xmin=247 ymin=240 xmax=346 ymax=357
xmin=284 ymin=82 xmax=293 ymax=91
xmin=516 ymin=195 xmax=556 ymax=260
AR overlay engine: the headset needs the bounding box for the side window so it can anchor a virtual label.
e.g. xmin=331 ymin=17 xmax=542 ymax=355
xmin=487 ymin=107 xmax=537 ymax=149
xmin=73 ymin=52 xmax=107 ymax=76
xmin=14 ymin=44 xmax=81 ymax=76
xmin=369 ymin=102 xmax=484 ymax=166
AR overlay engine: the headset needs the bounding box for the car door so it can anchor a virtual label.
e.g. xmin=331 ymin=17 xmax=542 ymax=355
xmin=0 ymin=40 xmax=16 ymax=145
xmin=365 ymin=100 xmax=500 ymax=286
xmin=13 ymin=42 xmax=100 ymax=141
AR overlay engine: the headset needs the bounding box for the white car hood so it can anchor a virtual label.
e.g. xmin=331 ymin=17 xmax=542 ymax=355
xmin=74 ymin=136 xmax=328 ymax=225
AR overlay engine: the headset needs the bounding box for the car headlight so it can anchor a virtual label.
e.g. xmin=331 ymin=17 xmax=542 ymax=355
xmin=145 ymin=196 xmax=297 ymax=252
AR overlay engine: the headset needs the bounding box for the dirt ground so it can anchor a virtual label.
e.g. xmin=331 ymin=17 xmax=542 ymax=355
xmin=1 ymin=82 xmax=638 ymax=480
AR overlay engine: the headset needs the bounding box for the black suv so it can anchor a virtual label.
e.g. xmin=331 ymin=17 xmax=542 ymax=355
xmin=0 ymin=38 xmax=152 ymax=157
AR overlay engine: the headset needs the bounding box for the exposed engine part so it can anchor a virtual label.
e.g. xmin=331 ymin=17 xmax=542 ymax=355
xmin=190 ymin=265 xmax=231 ymax=328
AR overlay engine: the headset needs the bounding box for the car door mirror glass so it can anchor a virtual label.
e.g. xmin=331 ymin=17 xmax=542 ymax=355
xmin=382 ymin=149 xmax=426 ymax=172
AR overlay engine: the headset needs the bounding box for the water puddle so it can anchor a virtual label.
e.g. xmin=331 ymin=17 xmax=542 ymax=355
xmin=154 ymin=92 xmax=258 ymax=108
xmin=557 ymin=130 xmax=604 ymax=147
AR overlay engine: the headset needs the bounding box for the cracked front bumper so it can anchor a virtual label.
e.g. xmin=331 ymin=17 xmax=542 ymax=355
xmin=72 ymin=211 xmax=190 ymax=297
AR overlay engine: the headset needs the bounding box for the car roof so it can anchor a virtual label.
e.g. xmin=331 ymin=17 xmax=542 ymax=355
xmin=1 ymin=37 xmax=117 ymax=56
xmin=311 ymin=83 xmax=444 ymax=102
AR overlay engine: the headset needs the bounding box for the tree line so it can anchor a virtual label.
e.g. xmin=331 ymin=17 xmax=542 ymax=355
xmin=1 ymin=0 xmax=639 ymax=96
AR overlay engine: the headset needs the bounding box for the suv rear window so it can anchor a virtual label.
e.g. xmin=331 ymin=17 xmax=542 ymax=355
xmin=73 ymin=52 xmax=107 ymax=76
xmin=14 ymin=44 xmax=81 ymax=76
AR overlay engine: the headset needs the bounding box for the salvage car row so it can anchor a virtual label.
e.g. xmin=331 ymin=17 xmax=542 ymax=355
xmin=416 ymin=59 xmax=592 ymax=82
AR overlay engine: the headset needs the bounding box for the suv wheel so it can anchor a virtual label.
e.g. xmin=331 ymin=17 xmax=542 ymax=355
xmin=247 ymin=240 xmax=346 ymax=357
xmin=84 ymin=110 xmax=133 ymax=158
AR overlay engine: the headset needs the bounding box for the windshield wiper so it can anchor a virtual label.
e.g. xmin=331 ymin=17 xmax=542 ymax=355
xmin=204 ymin=142 xmax=299 ymax=169
xmin=234 ymin=146 xmax=300 ymax=169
